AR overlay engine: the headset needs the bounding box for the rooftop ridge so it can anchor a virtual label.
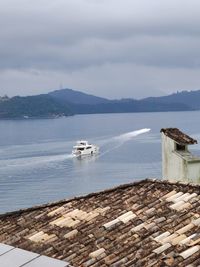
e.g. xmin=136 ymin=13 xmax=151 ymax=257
xmin=1 ymin=178 xmax=200 ymax=218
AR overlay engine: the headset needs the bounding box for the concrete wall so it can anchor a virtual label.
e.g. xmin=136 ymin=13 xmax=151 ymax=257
xmin=161 ymin=133 xmax=200 ymax=183
xmin=187 ymin=162 xmax=200 ymax=183
xmin=162 ymin=133 xmax=186 ymax=181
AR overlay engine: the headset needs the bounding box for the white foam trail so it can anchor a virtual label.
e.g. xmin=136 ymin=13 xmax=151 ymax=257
xmin=114 ymin=128 xmax=151 ymax=142
xmin=95 ymin=128 xmax=151 ymax=159
xmin=0 ymin=153 xmax=73 ymax=170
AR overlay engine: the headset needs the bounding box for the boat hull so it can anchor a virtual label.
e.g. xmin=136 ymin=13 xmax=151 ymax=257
xmin=72 ymin=146 xmax=99 ymax=156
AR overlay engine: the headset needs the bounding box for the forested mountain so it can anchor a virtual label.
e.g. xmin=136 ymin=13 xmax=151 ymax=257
xmin=143 ymin=90 xmax=200 ymax=109
xmin=0 ymin=88 xmax=198 ymax=119
xmin=49 ymin=88 xmax=109 ymax=105
xmin=0 ymin=94 xmax=71 ymax=119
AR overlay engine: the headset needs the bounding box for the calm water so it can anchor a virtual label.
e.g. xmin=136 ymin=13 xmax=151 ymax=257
xmin=1 ymin=111 xmax=200 ymax=213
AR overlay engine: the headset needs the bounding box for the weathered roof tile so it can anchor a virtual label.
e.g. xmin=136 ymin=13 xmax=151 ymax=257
xmin=161 ymin=128 xmax=198 ymax=145
xmin=180 ymin=245 xmax=200 ymax=259
xmin=176 ymin=223 xmax=195 ymax=235
xmin=1 ymin=179 xmax=200 ymax=266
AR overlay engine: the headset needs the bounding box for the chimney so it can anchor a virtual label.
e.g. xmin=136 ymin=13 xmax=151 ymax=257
xmin=161 ymin=128 xmax=200 ymax=183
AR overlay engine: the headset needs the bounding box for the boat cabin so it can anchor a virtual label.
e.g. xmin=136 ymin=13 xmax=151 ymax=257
xmin=74 ymin=141 xmax=92 ymax=150
xmin=76 ymin=141 xmax=89 ymax=146
xmin=72 ymin=140 xmax=99 ymax=156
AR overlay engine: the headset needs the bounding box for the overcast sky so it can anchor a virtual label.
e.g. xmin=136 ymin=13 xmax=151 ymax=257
xmin=1 ymin=0 xmax=200 ymax=99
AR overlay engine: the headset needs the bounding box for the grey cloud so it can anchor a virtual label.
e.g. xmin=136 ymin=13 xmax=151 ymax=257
xmin=1 ymin=35 xmax=200 ymax=71
xmin=1 ymin=0 xmax=200 ymax=97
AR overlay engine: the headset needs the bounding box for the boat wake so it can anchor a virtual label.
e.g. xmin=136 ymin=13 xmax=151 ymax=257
xmin=0 ymin=128 xmax=151 ymax=170
xmin=114 ymin=128 xmax=151 ymax=142
xmin=0 ymin=154 xmax=74 ymax=170
xmin=91 ymin=128 xmax=151 ymax=159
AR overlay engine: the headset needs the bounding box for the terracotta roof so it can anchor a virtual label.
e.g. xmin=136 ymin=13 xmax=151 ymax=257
xmin=1 ymin=179 xmax=200 ymax=266
xmin=161 ymin=128 xmax=197 ymax=145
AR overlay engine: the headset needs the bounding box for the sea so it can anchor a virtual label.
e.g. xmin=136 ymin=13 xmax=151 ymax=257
xmin=1 ymin=111 xmax=200 ymax=213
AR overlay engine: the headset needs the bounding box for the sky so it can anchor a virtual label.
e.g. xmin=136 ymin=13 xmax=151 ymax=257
xmin=1 ymin=0 xmax=200 ymax=99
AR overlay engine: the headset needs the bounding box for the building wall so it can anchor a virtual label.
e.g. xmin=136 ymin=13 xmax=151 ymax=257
xmin=162 ymin=133 xmax=200 ymax=183
xmin=187 ymin=162 xmax=200 ymax=183
xmin=162 ymin=133 xmax=187 ymax=182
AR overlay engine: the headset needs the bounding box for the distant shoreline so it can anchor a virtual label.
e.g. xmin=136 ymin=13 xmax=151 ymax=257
xmin=0 ymin=109 xmax=198 ymax=121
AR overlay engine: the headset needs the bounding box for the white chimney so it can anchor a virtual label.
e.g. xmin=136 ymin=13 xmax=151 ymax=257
xmin=161 ymin=128 xmax=200 ymax=183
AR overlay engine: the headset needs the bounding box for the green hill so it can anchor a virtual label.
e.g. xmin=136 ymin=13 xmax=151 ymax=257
xmin=0 ymin=88 xmax=198 ymax=119
xmin=0 ymin=94 xmax=72 ymax=119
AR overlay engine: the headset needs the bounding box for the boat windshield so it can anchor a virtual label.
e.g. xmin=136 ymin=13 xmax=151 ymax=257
xmin=77 ymin=147 xmax=85 ymax=151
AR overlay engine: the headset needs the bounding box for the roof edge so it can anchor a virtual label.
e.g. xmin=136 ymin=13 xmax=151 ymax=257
xmin=2 ymin=178 xmax=200 ymax=219
xmin=0 ymin=179 xmax=149 ymax=218
xmin=160 ymin=128 xmax=197 ymax=145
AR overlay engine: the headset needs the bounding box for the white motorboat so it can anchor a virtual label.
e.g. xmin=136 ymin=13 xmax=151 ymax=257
xmin=72 ymin=140 xmax=99 ymax=156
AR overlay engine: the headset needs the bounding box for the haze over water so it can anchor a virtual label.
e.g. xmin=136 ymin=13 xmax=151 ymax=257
xmin=1 ymin=111 xmax=200 ymax=213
